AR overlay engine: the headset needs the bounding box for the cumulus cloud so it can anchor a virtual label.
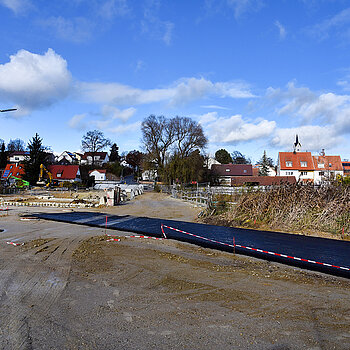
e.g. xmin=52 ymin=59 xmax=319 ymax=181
xmin=93 ymin=105 xmax=137 ymax=129
xmin=39 ymin=16 xmax=94 ymax=43
xmin=271 ymin=125 xmax=338 ymax=151
xmin=78 ymin=77 xmax=254 ymax=106
xmin=0 ymin=48 xmax=72 ymax=114
xmin=274 ymin=20 xmax=286 ymax=40
xmin=0 ymin=0 xmax=31 ymax=15
xmin=68 ymin=114 xmax=87 ymax=130
xmin=108 ymin=121 xmax=141 ymax=134
xmin=203 ymin=113 xmax=276 ymax=144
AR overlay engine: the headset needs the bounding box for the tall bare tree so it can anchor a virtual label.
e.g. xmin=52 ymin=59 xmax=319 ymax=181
xmin=172 ymin=116 xmax=207 ymax=158
xmin=141 ymin=115 xmax=175 ymax=171
xmin=81 ymin=130 xmax=111 ymax=165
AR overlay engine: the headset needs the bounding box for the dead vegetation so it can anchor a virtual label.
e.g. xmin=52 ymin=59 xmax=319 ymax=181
xmin=203 ymin=183 xmax=350 ymax=238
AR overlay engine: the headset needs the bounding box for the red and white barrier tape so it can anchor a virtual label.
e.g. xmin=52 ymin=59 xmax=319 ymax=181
xmin=6 ymin=241 xmax=24 ymax=246
xmin=105 ymin=233 xmax=164 ymax=241
xmin=162 ymin=224 xmax=350 ymax=272
xmin=106 ymin=238 xmax=121 ymax=242
xmin=0 ymin=207 xmax=9 ymax=211
xmin=20 ymin=217 xmax=39 ymax=221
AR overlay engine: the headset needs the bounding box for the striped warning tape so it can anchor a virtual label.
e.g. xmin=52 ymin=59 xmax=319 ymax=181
xmin=106 ymin=238 xmax=121 ymax=242
xmin=20 ymin=217 xmax=39 ymax=221
xmin=105 ymin=233 xmax=164 ymax=241
xmin=0 ymin=207 xmax=9 ymax=211
xmin=162 ymin=224 xmax=350 ymax=272
xmin=6 ymin=241 xmax=24 ymax=246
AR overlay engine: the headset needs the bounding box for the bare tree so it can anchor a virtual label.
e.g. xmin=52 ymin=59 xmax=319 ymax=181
xmin=7 ymin=138 xmax=25 ymax=152
xmin=81 ymin=130 xmax=111 ymax=165
xmin=172 ymin=116 xmax=207 ymax=158
xmin=141 ymin=115 xmax=175 ymax=171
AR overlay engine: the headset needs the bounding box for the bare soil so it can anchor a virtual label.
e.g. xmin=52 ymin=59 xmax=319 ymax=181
xmin=0 ymin=193 xmax=350 ymax=349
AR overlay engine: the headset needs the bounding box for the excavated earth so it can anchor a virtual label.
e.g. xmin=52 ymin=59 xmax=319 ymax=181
xmin=0 ymin=192 xmax=350 ymax=349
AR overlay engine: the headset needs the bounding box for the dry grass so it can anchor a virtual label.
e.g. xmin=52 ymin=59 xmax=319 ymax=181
xmin=204 ymin=184 xmax=350 ymax=237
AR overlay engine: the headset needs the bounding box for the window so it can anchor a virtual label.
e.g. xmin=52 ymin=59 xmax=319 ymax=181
xmin=57 ymin=172 xmax=62 ymax=178
xmin=286 ymin=161 xmax=293 ymax=167
xmin=300 ymin=162 xmax=307 ymax=167
xmin=16 ymin=172 xmax=19 ymax=176
xmin=286 ymin=171 xmax=294 ymax=175
xmin=319 ymin=171 xmax=324 ymax=176
xmin=301 ymin=171 xmax=307 ymax=176
xmin=318 ymin=163 xmax=324 ymax=168
xmin=225 ymin=169 xmax=230 ymax=172
xmin=329 ymin=163 xmax=332 ymax=167
xmin=14 ymin=157 xmax=19 ymax=160
xmin=10 ymin=165 xmax=13 ymax=169
xmin=243 ymin=170 xmax=247 ymax=173
xmin=19 ymin=166 xmax=22 ymax=169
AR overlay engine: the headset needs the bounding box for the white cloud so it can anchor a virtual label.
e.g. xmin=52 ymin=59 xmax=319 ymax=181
xmin=99 ymin=0 xmax=130 ymax=19
xmin=201 ymin=105 xmax=229 ymax=110
xmin=39 ymin=16 xmax=94 ymax=43
xmin=226 ymin=0 xmax=264 ymax=19
xmin=0 ymin=49 xmax=72 ymax=114
xmin=198 ymin=112 xmax=219 ymax=125
xmin=68 ymin=114 xmax=87 ymax=130
xmin=93 ymin=105 xmax=136 ymax=129
xmin=204 ymin=114 xmax=276 ymax=144
xmin=271 ymin=125 xmax=338 ymax=151
xmin=0 ymin=0 xmax=31 ymax=15
xmin=142 ymin=0 xmax=174 ymax=45
xmin=308 ymin=7 xmax=350 ymax=41
xmin=78 ymin=77 xmax=254 ymax=106
xmin=274 ymin=20 xmax=286 ymax=40
xmin=108 ymin=121 xmax=141 ymax=134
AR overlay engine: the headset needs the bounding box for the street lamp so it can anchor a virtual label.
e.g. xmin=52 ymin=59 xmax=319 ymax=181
xmin=0 ymin=108 xmax=17 ymax=112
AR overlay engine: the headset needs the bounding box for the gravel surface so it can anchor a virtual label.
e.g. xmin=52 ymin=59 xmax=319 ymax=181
xmin=0 ymin=194 xmax=349 ymax=349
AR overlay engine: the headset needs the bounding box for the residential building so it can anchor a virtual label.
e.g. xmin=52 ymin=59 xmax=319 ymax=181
xmin=313 ymin=153 xmax=343 ymax=183
xmin=80 ymin=152 xmax=109 ymax=166
xmin=342 ymin=160 xmax=350 ymax=177
xmin=8 ymin=151 xmax=29 ymax=163
xmin=1 ymin=163 xmax=25 ymax=179
xmin=211 ymin=164 xmax=253 ymax=185
xmin=56 ymin=151 xmax=80 ymax=164
xmin=47 ymin=165 xmax=81 ymax=183
xmin=89 ymin=169 xmax=107 ymax=181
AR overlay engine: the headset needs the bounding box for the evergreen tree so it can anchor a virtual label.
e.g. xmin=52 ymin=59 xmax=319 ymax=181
xmin=258 ymin=150 xmax=274 ymax=176
xmin=109 ymin=143 xmax=120 ymax=162
xmin=23 ymin=133 xmax=49 ymax=185
xmin=0 ymin=141 xmax=7 ymax=169
xmin=215 ymin=149 xmax=232 ymax=164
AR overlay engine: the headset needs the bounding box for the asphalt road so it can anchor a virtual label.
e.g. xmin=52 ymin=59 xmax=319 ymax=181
xmin=34 ymin=211 xmax=350 ymax=278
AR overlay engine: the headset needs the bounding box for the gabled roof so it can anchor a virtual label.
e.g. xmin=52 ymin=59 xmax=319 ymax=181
xmin=48 ymin=165 xmax=80 ymax=180
xmin=211 ymin=164 xmax=253 ymax=176
xmin=278 ymin=152 xmax=315 ymax=171
xmin=89 ymin=169 xmax=107 ymax=174
xmin=2 ymin=163 xmax=25 ymax=179
xmin=313 ymin=155 xmax=343 ymax=171
xmin=9 ymin=151 xmax=29 ymax=157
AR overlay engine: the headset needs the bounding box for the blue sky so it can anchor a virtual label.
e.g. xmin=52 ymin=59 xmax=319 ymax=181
xmin=1 ymin=0 xmax=350 ymax=163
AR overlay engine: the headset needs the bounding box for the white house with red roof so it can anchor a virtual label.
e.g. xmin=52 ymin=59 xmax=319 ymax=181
xmin=80 ymin=152 xmax=109 ymax=166
xmin=277 ymin=136 xmax=343 ymax=184
xmin=89 ymin=169 xmax=107 ymax=181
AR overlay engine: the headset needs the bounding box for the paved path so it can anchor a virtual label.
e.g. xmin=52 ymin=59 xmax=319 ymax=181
xmin=34 ymin=211 xmax=350 ymax=278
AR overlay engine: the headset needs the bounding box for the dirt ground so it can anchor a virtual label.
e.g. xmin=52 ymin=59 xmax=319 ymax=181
xmin=0 ymin=193 xmax=350 ymax=349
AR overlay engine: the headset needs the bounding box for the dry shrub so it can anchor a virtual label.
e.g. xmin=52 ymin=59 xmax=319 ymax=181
xmin=211 ymin=183 xmax=350 ymax=235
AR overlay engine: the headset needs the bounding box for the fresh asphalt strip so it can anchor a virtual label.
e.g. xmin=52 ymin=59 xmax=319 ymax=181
xmin=32 ymin=211 xmax=350 ymax=278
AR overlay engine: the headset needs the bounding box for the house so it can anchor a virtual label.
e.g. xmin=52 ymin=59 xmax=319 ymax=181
xmin=56 ymin=151 xmax=80 ymax=164
xmin=47 ymin=165 xmax=81 ymax=183
xmin=205 ymin=157 xmax=221 ymax=170
xmin=211 ymin=164 xmax=253 ymax=185
xmin=8 ymin=151 xmax=29 ymax=163
xmin=142 ymin=169 xmax=157 ymax=181
xmin=89 ymin=169 xmax=107 ymax=181
xmin=342 ymin=160 xmax=350 ymax=177
xmin=277 ymin=137 xmax=343 ymax=184
xmin=80 ymin=152 xmax=109 ymax=166
xmin=1 ymin=163 xmax=25 ymax=179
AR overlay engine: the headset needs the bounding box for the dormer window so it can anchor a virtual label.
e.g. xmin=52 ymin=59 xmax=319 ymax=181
xmin=300 ymin=161 xmax=307 ymax=167
xmin=329 ymin=163 xmax=332 ymax=167
xmin=286 ymin=161 xmax=293 ymax=167
xmin=225 ymin=169 xmax=230 ymax=172
xmin=57 ymin=172 xmax=63 ymax=178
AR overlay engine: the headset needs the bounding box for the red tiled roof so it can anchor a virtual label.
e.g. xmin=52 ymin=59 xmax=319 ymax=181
xmin=89 ymin=169 xmax=106 ymax=174
xmin=211 ymin=164 xmax=253 ymax=176
xmin=2 ymin=163 xmax=25 ymax=179
xmin=313 ymin=155 xmax=343 ymax=171
xmin=48 ymin=165 xmax=79 ymax=180
xmin=279 ymin=152 xmax=315 ymax=170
